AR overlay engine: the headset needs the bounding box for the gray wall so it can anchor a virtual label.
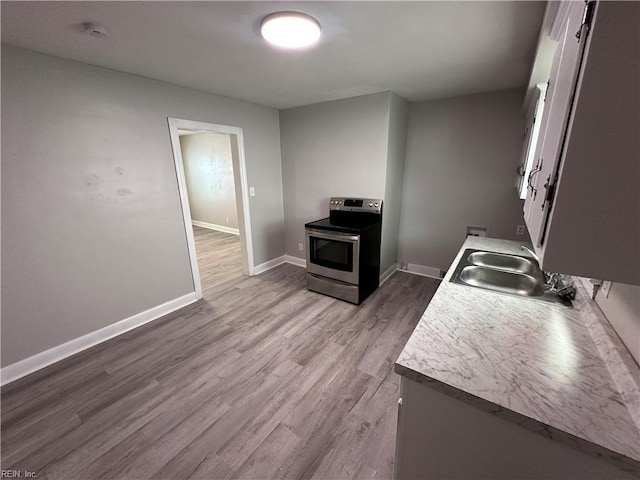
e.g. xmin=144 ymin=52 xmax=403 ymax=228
xmin=398 ymin=89 xmax=526 ymax=272
xmin=280 ymin=92 xmax=390 ymax=261
xmin=180 ymin=133 xmax=239 ymax=230
xmin=595 ymin=283 xmax=640 ymax=366
xmin=1 ymin=46 xmax=284 ymax=367
xmin=381 ymin=93 xmax=409 ymax=274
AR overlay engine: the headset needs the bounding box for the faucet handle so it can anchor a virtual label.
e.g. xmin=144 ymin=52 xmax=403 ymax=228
xmin=547 ymin=272 xmax=562 ymax=289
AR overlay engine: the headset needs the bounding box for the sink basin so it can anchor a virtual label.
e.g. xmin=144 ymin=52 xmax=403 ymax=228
xmin=467 ymin=251 xmax=538 ymax=274
xmin=449 ymin=249 xmax=572 ymax=306
xmin=459 ymin=266 xmax=545 ymax=296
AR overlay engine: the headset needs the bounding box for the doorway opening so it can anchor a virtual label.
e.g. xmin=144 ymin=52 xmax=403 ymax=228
xmin=168 ymin=118 xmax=254 ymax=299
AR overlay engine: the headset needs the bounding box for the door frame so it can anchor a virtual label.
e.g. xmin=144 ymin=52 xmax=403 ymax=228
xmin=167 ymin=118 xmax=254 ymax=299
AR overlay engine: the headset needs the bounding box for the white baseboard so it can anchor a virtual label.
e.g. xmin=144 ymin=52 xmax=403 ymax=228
xmin=403 ymin=263 xmax=443 ymax=280
xmin=0 ymin=292 xmax=199 ymax=386
xmin=252 ymin=254 xmax=306 ymax=275
xmin=253 ymin=255 xmax=439 ymax=285
xmin=254 ymin=255 xmax=286 ymax=275
xmin=192 ymin=220 xmax=239 ymax=236
xmin=380 ymin=263 xmax=398 ymax=285
xmin=284 ymin=255 xmax=306 ymax=268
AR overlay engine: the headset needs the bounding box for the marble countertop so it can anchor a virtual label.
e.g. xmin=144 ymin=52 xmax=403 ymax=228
xmin=395 ymin=236 xmax=640 ymax=473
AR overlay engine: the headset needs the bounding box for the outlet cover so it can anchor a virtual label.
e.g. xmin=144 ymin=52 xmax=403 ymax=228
xmin=298 ymin=243 xmax=304 ymax=251
xmin=516 ymin=225 xmax=525 ymax=235
xmin=249 ymin=187 xmax=256 ymax=197
xmin=601 ymin=281 xmax=612 ymax=298
xmin=466 ymin=226 xmax=488 ymax=238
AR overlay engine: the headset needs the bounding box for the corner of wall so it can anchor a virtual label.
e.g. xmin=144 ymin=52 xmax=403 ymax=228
xmin=380 ymin=92 xmax=410 ymax=273
xmin=594 ymin=282 xmax=640 ymax=366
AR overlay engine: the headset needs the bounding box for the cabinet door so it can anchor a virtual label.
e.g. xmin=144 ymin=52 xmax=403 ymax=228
xmin=524 ymin=0 xmax=590 ymax=249
xmin=541 ymin=1 xmax=639 ymax=283
xmin=516 ymin=86 xmax=542 ymax=199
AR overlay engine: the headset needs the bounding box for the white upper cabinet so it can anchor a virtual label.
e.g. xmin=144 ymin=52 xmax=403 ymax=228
xmin=523 ymin=0 xmax=640 ymax=285
xmin=524 ymin=1 xmax=587 ymax=241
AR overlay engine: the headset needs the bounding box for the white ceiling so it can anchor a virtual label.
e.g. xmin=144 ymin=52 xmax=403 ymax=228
xmin=1 ymin=1 xmax=546 ymax=109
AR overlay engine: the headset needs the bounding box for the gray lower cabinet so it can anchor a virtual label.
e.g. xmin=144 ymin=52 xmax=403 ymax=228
xmin=394 ymin=377 xmax=636 ymax=480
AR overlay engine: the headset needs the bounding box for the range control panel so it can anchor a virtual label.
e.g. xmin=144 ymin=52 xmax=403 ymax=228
xmin=329 ymin=197 xmax=383 ymax=214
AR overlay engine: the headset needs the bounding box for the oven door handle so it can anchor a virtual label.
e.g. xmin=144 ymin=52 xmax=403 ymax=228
xmin=305 ymin=228 xmax=360 ymax=243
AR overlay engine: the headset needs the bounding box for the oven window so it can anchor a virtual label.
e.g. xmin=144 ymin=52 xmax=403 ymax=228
xmin=310 ymin=237 xmax=354 ymax=272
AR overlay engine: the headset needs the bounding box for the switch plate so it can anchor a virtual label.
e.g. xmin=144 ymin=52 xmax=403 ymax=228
xmin=601 ymin=281 xmax=612 ymax=298
xmin=249 ymin=187 xmax=255 ymax=197
xmin=516 ymin=225 xmax=525 ymax=235
xmin=298 ymin=243 xmax=304 ymax=251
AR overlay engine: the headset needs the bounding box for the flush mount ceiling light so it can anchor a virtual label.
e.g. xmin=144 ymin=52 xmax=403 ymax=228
xmin=260 ymin=12 xmax=321 ymax=49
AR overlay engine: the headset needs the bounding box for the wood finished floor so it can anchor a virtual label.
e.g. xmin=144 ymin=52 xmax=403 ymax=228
xmin=1 ymin=227 xmax=440 ymax=480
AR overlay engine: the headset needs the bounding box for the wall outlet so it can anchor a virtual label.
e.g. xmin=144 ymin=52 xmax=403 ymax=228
xmin=601 ymin=281 xmax=612 ymax=298
xmin=226 ymin=216 xmax=229 ymax=224
xmin=298 ymin=243 xmax=304 ymax=251
xmin=400 ymin=263 xmax=408 ymax=270
xmin=516 ymin=225 xmax=525 ymax=235
xmin=249 ymin=187 xmax=256 ymax=197
xmin=466 ymin=226 xmax=488 ymax=238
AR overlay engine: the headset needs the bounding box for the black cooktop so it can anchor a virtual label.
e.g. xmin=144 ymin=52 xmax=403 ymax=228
xmin=305 ymin=216 xmax=379 ymax=234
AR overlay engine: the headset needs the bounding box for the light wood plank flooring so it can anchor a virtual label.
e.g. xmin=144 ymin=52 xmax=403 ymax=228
xmin=1 ymin=227 xmax=440 ymax=479
xmin=193 ymin=226 xmax=244 ymax=288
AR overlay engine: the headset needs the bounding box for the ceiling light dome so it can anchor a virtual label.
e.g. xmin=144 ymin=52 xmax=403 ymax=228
xmin=261 ymin=12 xmax=321 ymax=49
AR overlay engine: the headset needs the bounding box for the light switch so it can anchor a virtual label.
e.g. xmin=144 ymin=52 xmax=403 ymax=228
xmin=249 ymin=187 xmax=255 ymax=197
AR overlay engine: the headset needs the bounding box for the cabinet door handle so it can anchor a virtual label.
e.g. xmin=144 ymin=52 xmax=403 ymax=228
xmin=575 ymin=1 xmax=595 ymax=42
xmin=527 ymin=159 xmax=543 ymax=197
xmin=542 ymin=175 xmax=556 ymax=210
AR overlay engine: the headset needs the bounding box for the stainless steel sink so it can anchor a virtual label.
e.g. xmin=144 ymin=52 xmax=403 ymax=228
xmin=459 ymin=266 xmax=545 ymax=296
xmin=449 ymin=249 xmax=572 ymax=306
xmin=466 ymin=251 xmax=538 ymax=274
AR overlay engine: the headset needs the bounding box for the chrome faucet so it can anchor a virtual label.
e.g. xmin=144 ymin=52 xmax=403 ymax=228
xmin=520 ymin=246 xmax=576 ymax=299
xmin=520 ymin=245 xmax=550 ymax=284
xmin=546 ymin=272 xmax=562 ymax=290
xmin=520 ymin=245 xmax=540 ymax=265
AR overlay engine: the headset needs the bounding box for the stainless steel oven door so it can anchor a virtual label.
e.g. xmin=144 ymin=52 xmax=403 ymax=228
xmin=305 ymin=228 xmax=360 ymax=285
